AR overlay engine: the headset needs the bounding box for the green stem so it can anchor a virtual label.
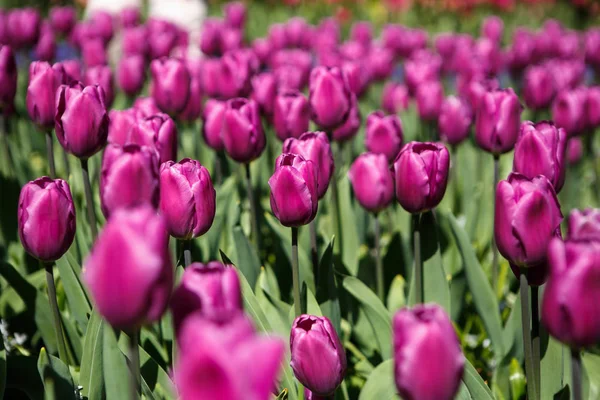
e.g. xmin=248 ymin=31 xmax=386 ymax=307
xmin=520 ymin=270 xmax=538 ymax=400
xmin=413 ymin=213 xmax=423 ymax=304
xmin=62 ymin=147 xmax=71 ymax=178
xmin=531 ymin=286 xmax=541 ymax=398
xmin=291 ymin=227 xmax=301 ymax=316
xmin=80 ymin=158 xmax=98 ymax=241
xmin=571 ymin=349 xmax=582 ymax=400
xmin=492 ymin=154 xmax=500 ymax=293
xmin=330 ymin=170 xmax=343 ymax=257
xmin=374 ymin=214 xmax=384 ymax=301
xmin=46 ymin=130 xmax=56 ymax=178
xmin=183 ymin=240 xmax=192 ymax=267
xmin=245 ymin=163 xmax=261 ymax=251
xmin=0 ymin=114 xmax=11 ymax=174
xmin=309 ymin=219 xmax=319 ymax=288
xmin=43 ymin=261 xmax=68 ymax=364
xmin=129 ymin=330 xmax=140 ymax=400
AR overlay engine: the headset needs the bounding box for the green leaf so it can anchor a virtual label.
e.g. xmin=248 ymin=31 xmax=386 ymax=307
xmin=55 ymin=255 xmax=91 ymax=332
xmin=102 ymin=328 xmax=130 ymax=400
xmin=231 ymin=225 xmax=261 ymax=289
xmin=79 ymin=310 xmax=105 ymax=400
xmin=386 ymin=275 xmax=406 ymax=313
xmin=316 ymin=237 xmax=341 ymax=335
xmin=540 ymin=335 xmax=570 ymax=399
xmin=583 ymin=352 xmax=600 ymax=400
xmin=509 ymin=358 xmax=526 ymax=400
xmin=358 ymin=359 xmax=400 ymax=400
xmin=462 ymin=358 xmax=494 ymax=400
xmin=337 ymin=176 xmax=361 ymax=276
xmin=37 ymin=348 xmax=77 ymax=400
xmin=342 ymin=275 xmax=392 ymax=359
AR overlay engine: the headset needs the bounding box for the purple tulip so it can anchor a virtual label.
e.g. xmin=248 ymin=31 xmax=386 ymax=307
xmin=404 ymin=53 xmax=441 ymax=95
xmin=120 ymin=7 xmax=140 ymax=28
xmin=26 ymin=61 xmax=65 ymax=130
xmin=100 ymin=144 xmax=160 ymax=217
xmin=568 ymin=208 xmax=600 ymax=242
xmin=18 ymin=177 xmax=76 ymax=262
xmin=546 ymin=59 xmax=585 ymax=93
xmin=221 ymin=98 xmax=265 ymax=163
xmin=88 ymin=11 xmax=114 ymax=44
xmin=495 ymin=173 xmax=563 ymax=277
xmin=438 ymin=96 xmax=472 ymax=145
xmin=170 ymin=262 xmax=242 ymax=332
xmin=350 ymin=21 xmax=372 ymax=47
xmin=394 ymin=304 xmax=464 ymax=400
xmin=475 ymin=88 xmax=523 ymax=155
xmin=174 ymin=314 xmax=284 ymax=400
xmin=586 ymin=86 xmax=600 ymax=130
xmin=108 ymin=108 xmax=137 ymax=142
xmin=49 ymin=6 xmax=76 ymax=36
xmin=81 ymin=38 xmax=107 ymax=67
xmin=458 ymin=74 xmax=499 ymax=113
xmin=55 ymin=83 xmax=109 ymax=159
xmin=7 ymin=8 xmax=41 ymax=49
xmin=309 ymin=66 xmax=351 ymax=130
xmin=393 ymin=142 xmax=450 ymax=214
xmin=178 ymin=57 xmax=204 ymax=122
xmin=117 ymin=55 xmax=146 ymax=97
xmin=523 ymin=65 xmax=555 ymax=111
xmin=148 ymin=19 xmax=179 ymax=59
xmin=567 ymin=137 xmax=583 ymax=165
xmin=416 ymin=80 xmax=444 ymax=122
xmin=513 ymin=121 xmax=567 ymax=193
xmin=506 ymin=28 xmax=535 ymax=74
xmin=251 ymin=72 xmax=277 ymax=117
xmin=286 ymin=17 xmax=312 ymax=49
xmin=349 ymin=153 xmax=394 ymax=213
xmin=202 ymin=99 xmax=226 ymax=152
xmin=224 ymin=2 xmax=246 ymax=29
xmin=84 ymin=65 xmax=114 ymax=108
xmin=0 ymin=46 xmax=17 ymax=114
xmin=269 ymin=153 xmax=318 ymax=227
xmin=273 ymin=91 xmax=310 ymax=141
xmin=585 ymin=29 xmax=600 ymax=68
xmin=84 ymin=205 xmax=173 ymax=330
xmin=365 ymin=111 xmax=403 ymax=161
xmin=253 ymin=37 xmax=273 ymax=65
xmin=332 ymin=94 xmax=361 ymax=142
xmin=60 ymin=59 xmax=82 ymax=84
xmin=343 ymin=61 xmax=370 ymax=98
xmin=290 ymin=315 xmax=346 ymax=396
xmin=200 ymin=18 xmax=224 ymax=56
xmin=122 ymin=26 xmax=149 ymax=57
xmin=134 ymin=96 xmax=161 ymax=117
xmin=381 ymin=82 xmax=410 ymax=115
xmin=542 ymin=238 xmax=600 ymax=348
xmin=481 ymin=16 xmax=503 ymax=43
xmin=220 ymin=49 xmax=256 ymax=98
xmin=368 ymin=47 xmax=394 ymax=81
xmin=150 ymin=57 xmax=191 ymax=116
xmin=34 ymin=23 xmax=56 ymax=62
xmin=125 ymin=113 xmax=178 ymax=164
xmin=551 ymin=88 xmax=587 ymax=138
xmin=275 ymin=65 xmax=306 ymax=92
xmin=283 ymin=132 xmax=334 ymax=199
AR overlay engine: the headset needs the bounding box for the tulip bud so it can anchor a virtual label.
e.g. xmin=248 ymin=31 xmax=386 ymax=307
xmin=286 ymin=17 xmax=312 ymax=49
xmin=100 ymin=144 xmax=160 ymax=217
xmin=585 ymin=29 xmax=600 ymax=68
xmin=481 ymin=16 xmax=503 ymax=43
xmin=332 ymin=94 xmax=361 ymax=142
xmin=55 ymin=83 xmax=109 ymax=159
xmin=84 ymin=65 xmax=114 ymax=108
xmin=551 ymin=88 xmax=587 ymax=137
xmin=84 ymin=205 xmax=173 ymax=330
xmin=222 ymin=98 xmax=265 ymax=163
xmin=50 ymin=6 xmax=76 ymax=36
xmin=26 ymin=61 xmax=65 ymax=130
xmin=224 ymin=2 xmax=246 ymax=29
xmin=309 ymin=66 xmax=351 ymax=130
xmin=150 ymin=57 xmax=191 ymax=116
xmin=134 ymin=96 xmax=161 ymax=117
xmin=475 ymin=88 xmax=523 ymax=155
xmin=283 ymin=132 xmax=333 ymax=199
xmin=404 ymin=55 xmax=440 ymax=95
xmin=120 ymin=7 xmax=140 ymax=28
xmin=174 ymin=314 xmax=284 ymax=400
xmin=251 ymin=72 xmax=277 ymax=117
xmin=495 ymin=173 xmax=563 ymax=276
xmin=567 ymin=137 xmax=583 ymax=165
xmin=122 ymin=26 xmax=149 ymax=57
xmin=7 ymin=8 xmax=41 ymax=49
xmin=290 ymin=315 xmax=346 ymax=396
xmin=381 ymin=82 xmax=410 ymax=115
xmin=178 ymin=58 xmax=203 ymax=122
xmin=89 ymin=11 xmax=114 ymax=44
xmin=0 ymin=45 xmax=17 ymax=113
xmin=125 ymin=113 xmax=178 ymax=164
xmin=365 ymin=111 xmax=403 ymax=161
xmin=170 ymin=262 xmax=242 ymax=331
xmin=368 ymin=47 xmax=394 ymax=81
xmin=523 ymin=65 xmax=555 ymax=111
xmin=34 ymin=23 xmax=56 ymax=62
xmin=393 ymin=142 xmax=450 ymax=214
xmin=542 ymin=239 xmax=600 ymax=348
xmin=349 ymin=153 xmax=394 ymax=213
xmin=343 ymin=61 xmax=370 ymax=98
xmin=350 ymin=21 xmax=373 ymax=47
xmin=202 ymin=99 xmax=226 ymax=152
xmin=81 ymin=38 xmax=107 ymax=68
xmin=274 ymin=91 xmax=310 ymax=141
xmin=393 ymin=304 xmax=464 ymax=400
xmin=18 ymin=177 xmax=76 ymax=262
xmin=117 ymin=55 xmax=146 ymax=97
xmin=438 ymin=96 xmax=472 ymax=145
xmin=61 ymin=59 xmax=82 ymax=84
xmin=568 ymin=208 xmax=600 ymax=242
xmin=586 ymin=86 xmax=600 ymax=130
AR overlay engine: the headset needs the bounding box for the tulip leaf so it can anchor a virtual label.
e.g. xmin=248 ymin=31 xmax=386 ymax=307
xmin=316 ymin=237 xmax=342 ymax=336
xmin=358 ymin=359 xmax=400 ymax=400
xmin=342 ymin=275 xmax=392 ymax=359
xmin=337 ymin=175 xmax=361 ymax=276
xmin=102 ymin=328 xmax=130 ymax=400
xmin=55 ymin=255 xmax=91 ymax=331
xmin=386 ymin=275 xmax=406 ymax=313
xmin=540 ymin=335 xmax=570 ymax=399
xmin=79 ymin=310 xmax=105 ymax=400
xmin=37 ymin=347 xmax=77 ymax=400
xmin=232 ymin=225 xmax=261 ymax=289
xmin=202 ymin=176 xmax=236 ymax=259
xmin=583 ymin=352 xmax=600 ymax=400
xmin=461 ymin=358 xmax=494 ymax=400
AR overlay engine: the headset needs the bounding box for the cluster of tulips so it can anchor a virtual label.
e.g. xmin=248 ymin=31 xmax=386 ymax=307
xmin=1 ymin=1 xmax=600 ymax=400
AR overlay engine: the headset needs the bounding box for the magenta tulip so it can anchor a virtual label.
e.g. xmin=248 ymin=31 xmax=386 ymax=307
xmin=416 ymin=80 xmax=444 ymax=121
xmin=332 ymin=94 xmax=361 ymax=142
xmin=117 ymin=55 xmax=146 ymax=97
xmin=221 ymin=98 xmax=265 ymax=163
xmin=81 ymin=38 xmax=107 ymax=67
xmin=350 ymin=21 xmax=373 ymax=47
xmin=150 ymin=57 xmax=191 ymax=116
xmin=368 ymin=46 xmax=395 ymax=81
xmin=381 ymin=82 xmax=410 ymax=115
xmin=586 ymin=86 xmax=600 ymax=130
xmin=585 ymin=29 xmax=600 ymax=68
xmin=438 ymin=96 xmax=472 ymax=145
xmin=7 ymin=8 xmax=41 ymax=49
xmin=60 ymin=59 xmax=82 ymax=84
xmin=481 ymin=15 xmax=503 ymax=43
xmin=309 ymin=66 xmax=351 ymax=130
xmin=34 ymin=23 xmax=56 ymax=62
xmin=365 ymin=111 xmax=403 ymax=161
xmin=122 ymin=26 xmax=149 ymax=57
xmin=475 ymin=88 xmax=523 ymax=155
xmin=349 ymin=153 xmax=394 ymax=213
xmin=120 ymin=7 xmax=140 ymax=28
xmin=0 ymin=45 xmax=17 ymax=113
xmin=404 ymin=54 xmax=440 ymax=95
xmin=568 ymin=208 xmax=600 ymax=242
xmin=273 ymin=91 xmax=310 ymax=141
xmin=523 ymin=65 xmax=555 ymax=111
xmin=134 ymin=96 xmax=161 ymax=117
xmin=84 ymin=65 xmax=114 ymax=108
xmin=49 ymin=6 xmax=76 ymax=36
xmin=567 ymin=137 xmax=583 ymax=165
xmin=126 ymin=113 xmax=178 ymax=164
xmin=551 ymin=88 xmax=587 ymax=137
xmin=202 ymin=99 xmax=226 ymax=151
xmin=224 ymin=1 xmax=246 ymax=29
xmin=26 ymin=61 xmax=65 ymax=130
xmin=251 ymin=72 xmax=277 ymax=117
xmin=179 ymin=58 xmax=204 ymax=122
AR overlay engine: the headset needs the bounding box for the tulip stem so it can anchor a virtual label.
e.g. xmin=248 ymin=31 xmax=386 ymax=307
xmin=374 ymin=214 xmax=384 ymax=301
xmin=291 ymin=227 xmax=301 ymax=316
xmin=128 ymin=330 xmax=140 ymax=400
xmin=42 ymin=261 xmax=69 ymax=364
xmin=45 ymin=130 xmax=56 ymax=179
xmin=531 ymin=286 xmax=541 ymax=397
xmin=520 ymin=270 xmax=538 ymax=400
xmin=183 ymin=240 xmax=192 ymax=267
xmin=0 ymin=114 xmax=11 ymax=174
xmin=62 ymin=147 xmax=71 ymax=178
xmin=571 ymin=349 xmax=582 ymax=400
xmin=413 ymin=213 xmax=423 ymax=304
xmin=245 ymin=163 xmax=261 ymax=251
xmin=80 ymin=159 xmax=98 ymax=241
xmin=309 ymin=220 xmax=319 ymax=287
xmin=491 ymin=154 xmax=500 ymax=294
xmin=330 ymin=170 xmax=343 ymax=258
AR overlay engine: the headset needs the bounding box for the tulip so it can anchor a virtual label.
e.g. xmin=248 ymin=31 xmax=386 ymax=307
xmin=61 ymin=59 xmax=82 ymax=84
xmin=551 ymin=88 xmax=587 ymax=137
xmin=219 ymin=49 xmax=254 ymax=99
xmin=364 ymin=111 xmax=403 ymax=161
xmin=546 ymin=59 xmax=585 ymax=92
xmin=309 ymin=66 xmax=351 ymax=130
xmin=126 ymin=113 xmax=178 ymax=164
xmin=7 ymin=8 xmax=41 ymax=48
xmin=148 ymin=20 xmax=179 ymax=59
xmin=150 ymin=57 xmax=191 ymax=116
xmin=134 ymin=96 xmax=161 ymax=117
xmin=100 ymin=144 xmax=160 ymax=217
xmin=404 ymin=54 xmax=440 ymax=95
xmin=283 ymin=131 xmax=333 ymax=199
xmin=120 ymin=7 xmax=140 ymax=28
xmin=506 ymin=28 xmax=535 ymax=74
xmin=199 ymin=18 xmax=224 ymax=56
xmin=108 ymin=108 xmax=137 ymax=143
xmin=332 ymin=94 xmax=361 ymax=142
xmin=350 ymin=21 xmax=372 ymax=47
xmin=568 ymin=208 xmax=600 ymax=242
xmin=393 ymin=142 xmax=450 ymax=214
xmin=586 ymin=86 xmax=600 ymax=130
xmin=585 ymin=29 xmax=600 ymax=68
xmin=0 ymin=46 xmax=17 ymax=113
xmin=349 ymin=153 xmax=394 ymax=213
xmin=88 ymin=11 xmax=114 ymax=44
xmin=81 ymin=38 xmax=107 ymax=67
xmin=475 ymin=88 xmax=523 ymax=155
xmin=174 ymin=314 xmax=284 ymax=400
xmin=84 ymin=65 xmax=114 ymax=108
xmin=18 ymin=177 xmax=76 ymax=262
xmin=170 ymin=262 xmax=242 ymax=331
xmin=459 ymin=75 xmax=498 ymax=113
xmin=393 ymin=304 xmax=464 ymax=400
xmin=179 ymin=57 xmax=203 ymax=122
xmin=202 ymin=99 xmax=226 ymax=151
xmin=49 ymin=6 xmax=76 ymax=36
xmin=221 ymin=98 xmax=265 ymax=163
xmin=567 ymin=137 xmax=583 ymax=165
xmin=122 ymin=26 xmax=149 ymax=57
xmin=117 ymin=55 xmax=146 ymax=97
xmin=438 ymin=96 xmax=472 ymax=145
xmin=253 ymin=37 xmax=272 ymax=65
xmin=495 ymin=173 xmax=563 ymax=276
xmin=224 ymin=2 xmax=246 ymax=29
xmin=416 ymin=80 xmax=443 ymax=122
xmin=481 ymin=15 xmax=503 ymax=43
xmin=273 ymin=91 xmax=310 ymax=141
xmin=34 ymin=23 xmax=56 ymax=62
xmin=55 ymin=83 xmax=109 ymax=159
xmin=286 ymin=17 xmax=312 ymax=49
xmin=275 ymin=65 xmax=306 ymax=92
xmin=26 ymin=61 xmax=65 ymax=130
xmin=84 ymin=205 xmax=173 ymax=330
xmin=251 ymin=72 xmax=277 ymax=117
xmin=381 ymin=83 xmax=410 ymax=115
xmin=290 ymin=315 xmax=346 ymax=396
xmin=368 ymin=47 xmax=394 ymax=81
xmin=342 ymin=61 xmax=370 ymax=98
xmin=523 ymin=65 xmax=555 ymax=111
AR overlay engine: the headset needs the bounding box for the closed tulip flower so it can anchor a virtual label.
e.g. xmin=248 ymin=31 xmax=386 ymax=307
xmin=224 ymin=1 xmax=246 ymax=29
xmin=274 ymin=91 xmax=310 ymax=141
xmin=586 ymin=86 xmax=600 ymax=130
xmin=381 ymin=82 xmax=410 ymax=115
xmin=179 ymin=58 xmax=204 ymax=122
xmin=481 ymin=15 xmax=503 ymax=43
xmin=551 ymin=88 xmax=587 ymax=137
xmin=349 ymin=153 xmax=394 ymax=213
xmin=49 ymin=6 xmax=76 ymax=36
xmin=174 ymin=314 xmax=284 ymax=400
xmin=202 ymin=99 xmax=226 ymax=151
xmin=84 ymin=205 xmax=173 ymax=330
xmin=61 ymin=59 xmax=82 ymax=84
xmin=26 ymin=61 xmax=65 ymax=130
xmin=55 ymin=83 xmax=109 ymax=159
xmin=542 ymin=239 xmax=600 ymax=348
xmin=309 ymin=66 xmax=351 ymax=130
xmin=34 ymin=23 xmax=56 ymax=62
xmin=567 ymin=137 xmax=583 ymax=165
xmin=523 ymin=65 xmax=555 ymax=111
xmin=568 ymin=209 xmax=600 ymax=242
xmin=18 ymin=177 xmax=76 ymax=262
xmin=150 ymin=57 xmax=191 ymax=116
xmin=100 ymin=144 xmax=160 ymax=217
xmin=0 ymin=46 xmax=17 ymax=113
xmin=438 ymin=96 xmax=472 ymax=145
xmin=117 ymin=55 xmax=146 ymax=97
xmin=365 ymin=111 xmax=403 ymax=161
xmin=404 ymin=55 xmax=440 ymax=95
xmin=343 ymin=61 xmax=370 ymax=98
xmin=495 ymin=173 xmax=563 ymax=276
xmin=585 ymin=29 xmax=600 ymax=68
xmin=368 ymin=46 xmax=394 ymax=81
xmin=393 ymin=142 xmax=450 ymax=214
xmin=134 ymin=96 xmax=161 ymax=117
xmin=393 ymin=304 xmax=464 ymax=400
xmin=120 ymin=7 xmax=140 ymax=28
xmin=122 ymin=26 xmax=149 ymax=57
xmin=125 ymin=113 xmax=178 ymax=164
xmin=416 ymin=80 xmax=444 ymax=122
xmin=107 ymin=108 xmax=137 ymax=144
xmin=170 ymin=262 xmax=242 ymax=331
xmin=251 ymin=72 xmax=277 ymax=117
xmin=332 ymin=94 xmax=361 ymax=142
xmin=84 ymin=65 xmax=114 ymax=108
xmin=350 ymin=21 xmax=373 ymax=47
xmin=475 ymin=88 xmax=523 ymax=155
xmin=283 ymin=131 xmax=333 ymax=199
xmin=81 ymin=38 xmax=107 ymax=67
xmin=290 ymin=315 xmax=346 ymax=396
xmin=222 ymin=98 xmax=265 ymax=163
xmin=7 ymin=8 xmax=41 ymax=48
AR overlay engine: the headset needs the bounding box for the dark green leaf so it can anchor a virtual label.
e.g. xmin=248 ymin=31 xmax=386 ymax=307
xmin=102 ymin=328 xmax=129 ymax=400
xmin=37 ymin=348 xmax=76 ymax=400
xmin=231 ymin=225 xmax=262 ymax=289
xmin=462 ymin=358 xmax=494 ymax=400
xmin=540 ymin=335 xmax=569 ymax=399
xmin=79 ymin=310 xmax=105 ymax=400
xmin=316 ymin=237 xmax=341 ymax=335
